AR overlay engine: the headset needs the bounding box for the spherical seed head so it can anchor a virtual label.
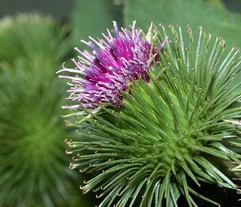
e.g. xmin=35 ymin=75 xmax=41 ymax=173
xmin=66 ymin=24 xmax=241 ymax=207
xmin=58 ymin=21 xmax=165 ymax=109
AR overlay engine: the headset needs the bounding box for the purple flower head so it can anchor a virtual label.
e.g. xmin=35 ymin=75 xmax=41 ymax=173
xmin=58 ymin=21 xmax=166 ymax=109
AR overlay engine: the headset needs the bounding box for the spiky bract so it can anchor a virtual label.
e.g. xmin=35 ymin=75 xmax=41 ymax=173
xmin=66 ymin=25 xmax=241 ymax=206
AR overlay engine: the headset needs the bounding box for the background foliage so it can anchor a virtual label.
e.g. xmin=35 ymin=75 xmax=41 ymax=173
xmin=124 ymin=0 xmax=241 ymax=50
xmin=0 ymin=13 xmax=95 ymax=207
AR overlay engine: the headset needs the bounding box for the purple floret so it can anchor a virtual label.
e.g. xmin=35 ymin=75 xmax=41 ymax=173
xmin=58 ymin=21 xmax=166 ymax=109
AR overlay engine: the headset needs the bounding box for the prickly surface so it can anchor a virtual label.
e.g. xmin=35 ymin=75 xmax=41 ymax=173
xmin=65 ymin=24 xmax=241 ymax=207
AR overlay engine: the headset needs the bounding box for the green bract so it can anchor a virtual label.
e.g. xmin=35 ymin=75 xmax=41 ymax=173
xmin=66 ymin=24 xmax=241 ymax=206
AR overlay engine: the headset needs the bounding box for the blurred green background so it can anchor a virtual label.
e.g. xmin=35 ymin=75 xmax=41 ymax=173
xmin=0 ymin=0 xmax=240 ymax=206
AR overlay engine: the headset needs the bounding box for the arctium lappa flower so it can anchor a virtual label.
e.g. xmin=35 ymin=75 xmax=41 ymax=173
xmin=61 ymin=23 xmax=241 ymax=207
xmin=58 ymin=21 xmax=166 ymax=109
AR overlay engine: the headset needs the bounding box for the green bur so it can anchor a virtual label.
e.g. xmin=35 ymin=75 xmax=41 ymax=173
xmin=67 ymin=24 xmax=241 ymax=207
xmin=0 ymin=14 xmax=91 ymax=207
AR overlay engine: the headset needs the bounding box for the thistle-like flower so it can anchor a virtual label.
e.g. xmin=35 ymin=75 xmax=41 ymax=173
xmin=63 ymin=23 xmax=241 ymax=207
xmin=58 ymin=21 xmax=166 ymax=109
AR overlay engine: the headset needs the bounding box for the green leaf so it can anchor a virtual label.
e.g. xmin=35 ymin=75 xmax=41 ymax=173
xmin=71 ymin=0 xmax=123 ymax=47
xmin=204 ymin=0 xmax=226 ymax=9
xmin=124 ymin=0 xmax=241 ymax=50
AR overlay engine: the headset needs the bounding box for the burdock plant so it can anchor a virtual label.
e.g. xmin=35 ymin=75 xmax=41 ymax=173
xmin=59 ymin=22 xmax=241 ymax=206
